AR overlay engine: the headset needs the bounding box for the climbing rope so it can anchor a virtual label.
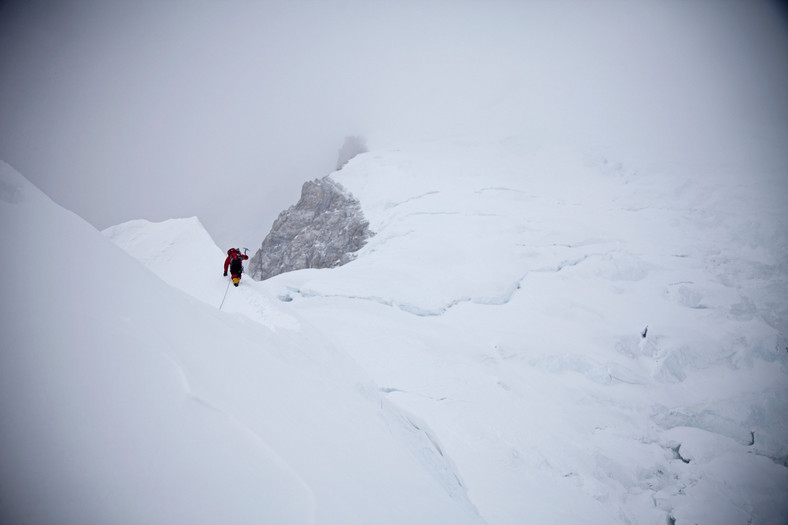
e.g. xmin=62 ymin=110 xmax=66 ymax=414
xmin=219 ymin=279 xmax=231 ymax=310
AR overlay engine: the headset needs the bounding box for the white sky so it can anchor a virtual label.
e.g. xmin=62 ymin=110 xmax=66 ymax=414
xmin=1 ymin=0 xmax=786 ymax=248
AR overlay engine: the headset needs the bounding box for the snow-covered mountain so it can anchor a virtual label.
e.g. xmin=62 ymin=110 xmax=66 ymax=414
xmin=2 ymin=133 xmax=787 ymax=524
xmin=0 ymin=161 xmax=481 ymax=524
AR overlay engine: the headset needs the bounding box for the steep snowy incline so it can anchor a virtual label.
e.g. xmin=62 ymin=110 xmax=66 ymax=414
xmin=103 ymin=217 xmax=302 ymax=332
xmin=0 ymin=163 xmax=311 ymax=524
xmin=0 ymin=161 xmax=484 ymax=525
xmin=102 ymin=217 xmax=224 ymax=302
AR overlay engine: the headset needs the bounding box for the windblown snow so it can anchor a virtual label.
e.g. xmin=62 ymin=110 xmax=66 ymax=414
xmin=2 ymin=136 xmax=787 ymax=525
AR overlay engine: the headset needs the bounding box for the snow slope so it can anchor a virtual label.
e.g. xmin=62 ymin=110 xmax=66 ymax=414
xmin=0 ymin=160 xmax=483 ymax=524
xmin=102 ymin=216 xmax=300 ymax=332
xmin=106 ymin=138 xmax=788 ymax=524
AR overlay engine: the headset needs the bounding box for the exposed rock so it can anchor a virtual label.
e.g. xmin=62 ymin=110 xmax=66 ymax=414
xmin=248 ymin=177 xmax=372 ymax=281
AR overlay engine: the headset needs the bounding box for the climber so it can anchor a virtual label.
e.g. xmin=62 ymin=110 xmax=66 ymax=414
xmin=223 ymin=248 xmax=249 ymax=287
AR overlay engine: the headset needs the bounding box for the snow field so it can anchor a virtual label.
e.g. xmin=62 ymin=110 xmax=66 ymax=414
xmin=5 ymin=129 xmax=784 ymax=524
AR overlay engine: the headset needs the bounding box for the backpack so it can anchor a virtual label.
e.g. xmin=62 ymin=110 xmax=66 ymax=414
xmin=229 ymin=249 xmax=244 ymax=273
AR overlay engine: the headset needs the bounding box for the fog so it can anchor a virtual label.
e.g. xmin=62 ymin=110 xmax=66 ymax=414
xmin=1 ymin=0 xmax=786 ymax=248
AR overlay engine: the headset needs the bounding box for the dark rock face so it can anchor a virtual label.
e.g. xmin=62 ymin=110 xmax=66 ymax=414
xmin=248 ymin=177 xmax=372 ymax=281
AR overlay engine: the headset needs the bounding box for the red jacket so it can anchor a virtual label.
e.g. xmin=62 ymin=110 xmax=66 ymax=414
xmin=224 ymin=249 xmax=248 ymax=275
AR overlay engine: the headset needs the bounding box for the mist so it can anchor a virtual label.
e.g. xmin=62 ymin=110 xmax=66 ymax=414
xmin=1 ymin=0 xmax=786 ymax=248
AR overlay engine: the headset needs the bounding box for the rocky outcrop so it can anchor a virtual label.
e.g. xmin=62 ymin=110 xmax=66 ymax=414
xmin=248 ymin=177 xmax=372 ymax=281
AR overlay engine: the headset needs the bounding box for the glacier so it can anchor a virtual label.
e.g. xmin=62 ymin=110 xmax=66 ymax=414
xmin=2 ymin=132 xmax=787 ymax=525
